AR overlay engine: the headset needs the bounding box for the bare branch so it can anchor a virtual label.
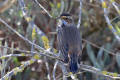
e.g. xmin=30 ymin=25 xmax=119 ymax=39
xmin=53 ymin=61 xmax=58 ymax=80
xmin=100 ymin=0 xmax=120 ymax=41
xmin=34 ymin=0 xmax=52 ymax=18
xmin=80 ymin=64 xmax=120 ymax=79
xmin=77 ymin=0 xmax=82 ymax=29
xmin=0 ymin=59 xmax=36 ymax=80
xmin=0 ymin=0 xmax=16 ymax=13
xmin=0 ymin=18 xmax=63 ymax=61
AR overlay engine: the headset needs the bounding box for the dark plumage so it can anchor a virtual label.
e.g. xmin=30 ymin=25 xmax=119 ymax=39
xmin=57 ymin=13 xmax=82 ymax=73
xmin=60 ymin=13 xmax=71 ymax=17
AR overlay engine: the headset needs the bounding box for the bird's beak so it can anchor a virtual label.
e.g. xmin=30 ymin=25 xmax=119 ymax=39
xmin=57 ymin=18 xmax=62 ymax=27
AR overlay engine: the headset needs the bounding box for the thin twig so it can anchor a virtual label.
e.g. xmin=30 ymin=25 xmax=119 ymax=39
xmin=82 ymin=39 xmax=116 ymax=56
xmin=0 ymin=45 xmax=63 ymax=62
xmin=0 ymin=59 xmax=36 ymax=80
xmin=100 ymin=0 xmax=120 ymax=41
xmin=53 ymin=61 xmax=58 ymax=80
xmin=80 ymin=64 xmax=120 ymax=79
xmin=77 ymin=0 xmax=82 ymax=29
xmin=44 ymin=57 xmax=51 ymax=80
xmin=110 ymin=0 xmax=120 ymax=15
xmin=34 ymin=0 xmax=52 ymax=18
xmin=0 ymin=18 xmax=42 ymax=51
xmin=0 ymin=18 xmax=63 ymax=60
xmin=0 ymin=53 xmax=31 ymax=59
xmin=0 ymin=0 xmax=16 ymax=13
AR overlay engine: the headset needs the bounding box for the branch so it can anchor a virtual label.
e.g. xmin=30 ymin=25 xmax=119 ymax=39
xmin=77 ymin=0 xmax=83 ymax=29
xmin=0 ymin=59 xmax=36 ymax=80
xmin=0 ymin=18 xmax=64 ymax=61
xmin=0 ymin=0 xmax=16 ymax=13
xmin=110 ymin=0 xmax=120 ymax=15
xmin=34 ymin=0 xmax=52 ymax=18
xmin=0 ymin=53 xmax=31 ymax=59
xmin=100 ymin=0 xmax=120 ymax=41
xmin=53 ymin=61 xmax=58 ymax=80
xmin=80 ymin=64 xmax=120 ymax=79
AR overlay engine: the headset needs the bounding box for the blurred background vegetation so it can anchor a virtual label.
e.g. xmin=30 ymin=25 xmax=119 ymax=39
xmin=0 ymin=0 xmax=120 ymax=80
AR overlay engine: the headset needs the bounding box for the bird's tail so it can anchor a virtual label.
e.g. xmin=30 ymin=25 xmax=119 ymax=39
xmin=69 ymin=54 xmax=78 ymax=73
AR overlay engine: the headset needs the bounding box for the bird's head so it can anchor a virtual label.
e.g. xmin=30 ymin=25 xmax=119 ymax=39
xmin=57 ymin=13 xmax=74 ymax=27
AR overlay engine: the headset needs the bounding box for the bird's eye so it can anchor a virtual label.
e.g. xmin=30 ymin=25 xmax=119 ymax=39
xmin=64 ymin=17 xmax=68 ymax=20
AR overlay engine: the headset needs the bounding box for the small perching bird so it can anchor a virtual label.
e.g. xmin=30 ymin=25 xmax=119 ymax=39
xmin=57 ymin=13 xmax=82 ymax=73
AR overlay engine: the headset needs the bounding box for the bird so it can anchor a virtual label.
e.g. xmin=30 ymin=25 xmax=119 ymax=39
xmin=57 ymin=13 xmax=82 ymax=73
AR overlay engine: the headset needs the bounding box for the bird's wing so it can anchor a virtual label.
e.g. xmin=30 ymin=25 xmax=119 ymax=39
xmin=64 ymin=26 xmax=82 ymax=52
xmin=63 ymin=26 xmax=82 ymax=63
xmin=57 ymin=27 xmax=69 ymax=63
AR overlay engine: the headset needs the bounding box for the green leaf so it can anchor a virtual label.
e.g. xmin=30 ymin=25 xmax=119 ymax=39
xmin=97 ymin=46 xmax=104 ymax=69
xmin=12 ymin=57 xmax=20 ymax=66
xmin=103 ymin=43 xmax=111 ymax=65
xmin=116 ymin=53 xmax=120 ymax=67
xmin=115 ymin=24 xmax=120 ymax=34
xmin=18 ymin=10 xmax=23 ymax=17
xmin=86 ymin=44 xmax=101 ymax=69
